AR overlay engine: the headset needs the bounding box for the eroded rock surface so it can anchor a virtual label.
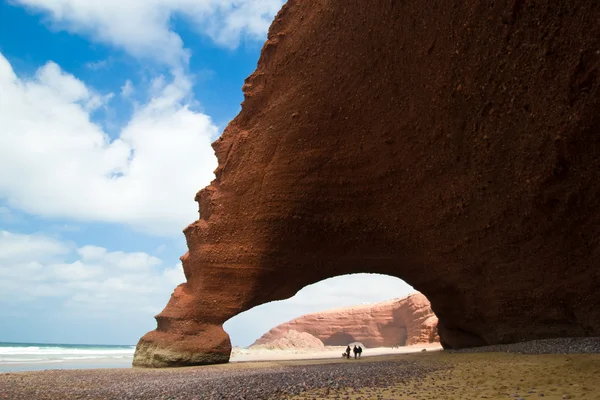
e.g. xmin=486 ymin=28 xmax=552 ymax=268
xmin=252 ymin=293 xmax=438 ymax=348
xmin=251 ymin=329 xmax=325 ymax=350
xmin=134 ymin=0 xmax=600 ymax=367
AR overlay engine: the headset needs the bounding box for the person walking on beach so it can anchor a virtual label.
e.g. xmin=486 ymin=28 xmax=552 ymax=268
xmin=345 ymin=345 xmax=351 ymax=359
xmin=357 ymin=345 xmax=363 ymax=358
xmin=353 ymin=345 xmax=358 ymax=359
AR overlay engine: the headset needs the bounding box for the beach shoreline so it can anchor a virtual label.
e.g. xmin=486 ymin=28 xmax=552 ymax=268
xmin=0 ymin=358 xmax=133 ymax=373
xmin=0 ymin=343 xmax=442 ymax=373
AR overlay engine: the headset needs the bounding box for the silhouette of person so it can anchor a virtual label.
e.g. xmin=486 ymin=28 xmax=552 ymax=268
xmin=358 ymin=345 xmax=363 ymax=358
xmin=346 ymin=345 xmax=351 ymax=359
xmin=353 ymin=345 xmax=358 ymax=359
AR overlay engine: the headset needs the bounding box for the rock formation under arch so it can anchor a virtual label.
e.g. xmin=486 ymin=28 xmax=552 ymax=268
xmin=133 ymin=0 xmax=600 ymax=367
xmin=251 ymin=330 xmax=325 ymax=351
xmin=252 ymin=293 xmax=438 ymax=349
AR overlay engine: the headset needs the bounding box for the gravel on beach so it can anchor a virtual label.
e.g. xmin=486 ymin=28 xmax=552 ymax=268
xmin=3 ymin=338 xmax=600 ymax=400
xmin=0 ymin=357 xmax=445 ymax=400
xmin=449 ymin=337 xmax=600 ymax=354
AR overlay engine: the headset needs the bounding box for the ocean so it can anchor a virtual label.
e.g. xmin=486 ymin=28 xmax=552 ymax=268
xmin=0 ymin=342 xmax=135 ymax=372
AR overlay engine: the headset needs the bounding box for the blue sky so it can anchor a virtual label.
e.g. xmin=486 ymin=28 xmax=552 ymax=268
xmin=0 ymin=0 xmax=414 ymax=347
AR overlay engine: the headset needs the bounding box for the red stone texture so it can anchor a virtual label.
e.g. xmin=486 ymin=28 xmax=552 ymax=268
xmin=252 ymin=293 xmax=438 ymax=348
xmin=134 ymin=0 xmax=600 ymax=367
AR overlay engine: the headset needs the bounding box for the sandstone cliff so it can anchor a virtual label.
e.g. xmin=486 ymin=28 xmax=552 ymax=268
xmin=134 ymin=0 xmax=600 ymax=367
xmin=252 ymin=293 xmax=438 ymax=348
xmin=251 ymin=330 xmax=325 ymax=351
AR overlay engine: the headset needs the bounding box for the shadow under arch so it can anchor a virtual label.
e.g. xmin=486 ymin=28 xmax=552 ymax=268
xmin=322 ymin=332 xmax=357 ymax=346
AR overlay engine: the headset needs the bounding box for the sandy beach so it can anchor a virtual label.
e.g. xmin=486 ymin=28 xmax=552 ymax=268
xmin=292 ymin=352 xmax=600 ymax=400
xmin=231 ymin=343 xmax=442 ymax=362
xmin=1 ymin=339 xmax=599 ymax=399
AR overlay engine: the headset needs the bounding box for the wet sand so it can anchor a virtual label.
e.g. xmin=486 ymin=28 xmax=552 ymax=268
xmin=1 ymin=346 xmax=599 ymax=399
xmin=0 ymin=358 xmax=132 ymax=373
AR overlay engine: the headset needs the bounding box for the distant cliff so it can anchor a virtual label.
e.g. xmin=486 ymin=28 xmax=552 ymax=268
xmin=251 ymin=293 xmax=438 ymax=348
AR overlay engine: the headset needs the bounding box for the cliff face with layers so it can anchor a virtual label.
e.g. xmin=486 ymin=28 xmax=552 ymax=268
xmin=252 ymin=293 xmax=438 ymax=348
xmin=133 ymin=0 xmax=600 ymax=367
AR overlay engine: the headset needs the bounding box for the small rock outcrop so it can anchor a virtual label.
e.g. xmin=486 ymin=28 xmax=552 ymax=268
xmin=250 ymin=330 xmax=325 ymax=350
xmin=252 ymin=293 xmax=438 ymax=348
xmin=134 ymin=0 xmax=600 ymax=367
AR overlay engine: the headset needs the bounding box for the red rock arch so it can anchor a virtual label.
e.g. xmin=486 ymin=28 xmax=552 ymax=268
xmin=133 ymin=0 xmax=600 ymax=367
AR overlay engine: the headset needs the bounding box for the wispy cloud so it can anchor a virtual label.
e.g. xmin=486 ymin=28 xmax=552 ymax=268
xmin=120 ymin=79 xmax=134 ymax=98
xmin=0 ymin=230 xmax=184 ymax=316
xmin=0 ymin=206 xmax=22 ymax=225
xmin=0 ymin=230 xmax=71 ymax=263
xmin=85 ymin=59 xmax=110 ymax=71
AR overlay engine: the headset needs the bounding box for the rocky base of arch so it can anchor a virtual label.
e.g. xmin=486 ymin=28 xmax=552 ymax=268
xmin=133 ymin=329 xmax=230 ymax=368
xmin=132 ymin=281 xmax=234 ymax=367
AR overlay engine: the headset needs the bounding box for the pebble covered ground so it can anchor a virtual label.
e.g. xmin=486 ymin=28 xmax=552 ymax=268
xmin=449 ymin=337 xmax=600 ymax=355
xmin=2 ymin=338 xmax=600 ymax=400
xmin=293 ymin=338 xmax=600 ymax=400
xmin=0 ymin=357 xmax=445 ymax=400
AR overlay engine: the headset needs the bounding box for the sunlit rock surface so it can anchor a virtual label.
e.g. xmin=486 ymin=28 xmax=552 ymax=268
xmin=251 ymin=329 xmax=325 ymax=350
xmin=252 ymin=293 xmax=438 ymax=348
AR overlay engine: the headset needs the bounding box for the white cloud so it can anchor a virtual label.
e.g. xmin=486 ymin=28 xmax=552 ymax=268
xmin=85 ymin=59 xmax=109 ymax=71
xmin=11 ymin=0 xmax=284 ymax=67
xmin=0 ymin=53 xmax=218 ymax=236
xmin=0 ymin=230 xmax=185 ymax=317
xmin=77 ymin=245 xmax=108 ymax=261
xmin=76 ymin=245 xmax=161 ymax=270
xmin=1 ymin=0 xmax=283 ymax=236
xmin=120 ymin=79 xmax=134 ymax=98
xmin=154 ymin=244 xmax=167 ymax=255
xmin=51 ymin=224 xmax=82 ymax=233
xmin=33 ymin=60 xmax=111 ymax=111
xmin=0 ymin=230 xmax=71 ymax=263
xmin=1 ymin=0 xmax=284 ymax=236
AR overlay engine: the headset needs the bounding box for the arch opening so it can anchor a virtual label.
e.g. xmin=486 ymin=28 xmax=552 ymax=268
xmin=223 ymin=273 xmax=438 ymax=355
